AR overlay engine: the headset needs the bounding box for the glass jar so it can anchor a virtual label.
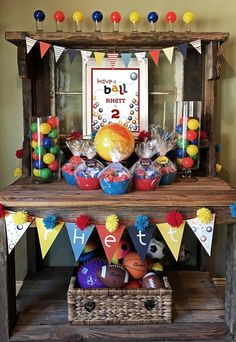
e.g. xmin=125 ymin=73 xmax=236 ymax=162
xmin=30 ymin=116 xmax=61 ymax=183
xmin=175 ymin=101 xmax=201 ymax=176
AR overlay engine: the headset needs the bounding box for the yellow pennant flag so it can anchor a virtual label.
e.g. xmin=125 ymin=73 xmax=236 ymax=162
xmin=163 ymin=47 xmax=174 ymax=64
xmin=94 ymin=52 xmax=105 ymax=67
xmin=36 ymin=218 xmax=64 ymax=258
xmin=156 ymin=221 xmax=185 ymax=261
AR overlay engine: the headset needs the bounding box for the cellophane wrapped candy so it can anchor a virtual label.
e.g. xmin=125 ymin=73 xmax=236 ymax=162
xmin=62 ymin=139 xmax=83 ymax=185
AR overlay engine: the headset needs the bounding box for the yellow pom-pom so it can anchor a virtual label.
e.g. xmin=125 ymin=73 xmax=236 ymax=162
xmin=13 ymin=211 xmax=29 ymax=225
xmin=196 ymin=207 xmax=213 ymax=224
xmin=216 ymin=163 xmax=222 ymax=173
xmin=106 ymin=214 xmax=119 ymax=232
xmin=14 ymin=167 xmax=22 ymax=177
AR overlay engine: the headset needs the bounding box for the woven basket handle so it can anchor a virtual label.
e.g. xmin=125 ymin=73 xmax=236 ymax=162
xmin=144 ymin=299 xmax=155 ymax=311
xmin=84 ymin=299 xmax=96 ymax=312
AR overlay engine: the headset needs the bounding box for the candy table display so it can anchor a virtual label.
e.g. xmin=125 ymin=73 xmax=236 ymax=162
xmin=62 ymin=156 xmax=83 ymax=185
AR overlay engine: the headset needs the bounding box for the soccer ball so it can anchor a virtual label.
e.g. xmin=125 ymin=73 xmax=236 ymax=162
xmin=147 ymin=238 xmax=166 ymax=260
xmin=111 ymin=238 xmax=133 ymax=264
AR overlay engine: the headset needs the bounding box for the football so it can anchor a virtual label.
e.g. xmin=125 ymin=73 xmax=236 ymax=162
xmin=146 ymin=238 xmax=166 ymax=260
xmin=96 ymin=264 xmax=129 ymax=288
xmin=141 ymin=272 xmax=164 ymax=289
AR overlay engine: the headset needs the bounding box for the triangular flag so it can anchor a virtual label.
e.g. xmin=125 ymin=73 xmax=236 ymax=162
xmin=68 ymin=49 xmax=79 ymax=63
xmin=94 ymin=52 xmax=105 ymax=67
xmin=121 ymin=53 xmax=132 ymax=68
xmin=149 ymin=50 xmax=160 ymax=66
xmin=177 ymin=44 xmax=188 ymax=59
xmin=53 ymin=45 xmax=65 ymax=62
xmin=163 ymin=47 xmax=174 ymax=63
xmin=96 ymin=225 xmax=125 ymax=263
xmin=36 ymin=218 xmax=64 ymax=258
xmin=135 ymin=52 xmax=146 ymax=64
xmin=66 ymin=223 xmax=95 ymax=261
xmin=26 ymin=37 xmax=37 ymax=54
xmin=80 ymin=50 xmax=92 ymax=64
xmin=39 ymin=41 xmax=51 ymax=59
xmin=127 ymin=225 xmax=156 ymax=261
xmin=187 ymin=214 xmax=215 ymax=256
xmin=157 ymin=221 xmax=185 ymax=261
xmin=5 ymin=211 xmax=34 ymax=254
xmin=190 ymin=39 xmax=202 ymax=54
xmin=107 ymin=53 xmax=119 ymax=69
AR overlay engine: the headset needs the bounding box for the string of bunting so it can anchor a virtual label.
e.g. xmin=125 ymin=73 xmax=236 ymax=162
xmin=25 ymin=36 xmax=202 ymax=68
xmin=1 ymin=202 xmax=233 ymax=262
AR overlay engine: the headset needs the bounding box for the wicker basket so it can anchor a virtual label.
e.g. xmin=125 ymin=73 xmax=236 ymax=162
xmin=67 ymin=276 xmax=172 ymax=325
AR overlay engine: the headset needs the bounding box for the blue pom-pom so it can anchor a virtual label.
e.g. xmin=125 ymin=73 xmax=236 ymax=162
xmin=91 ymin=130 xmax=98 ymax=139
xmin=43 ymin=214 xmax=57 ymax=230
xmin=215 ymin=144 xmax=221 ymax=153
xmin=229 ymin=202 xmax=236 ymax=218
xmin=135 ymin=215 xmax=149 ymax=232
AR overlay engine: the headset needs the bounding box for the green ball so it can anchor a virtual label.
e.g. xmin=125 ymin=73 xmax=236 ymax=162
xmin=177 ymin=137 xmax=189 ymax=149
xmin=50 ymin=145 xmax=60 ymax=155
xmin=48 ymin=129 xmax=58 ymax=138
xmin=31 ymin=122 xmax=38 ymax=133
xmin=191 ymin=153 xmax=199 ymax=160
xmin=34 ymin=146 xmax=47 ymax=156
xmin=40 ymin=168 xmax=52 ymax=180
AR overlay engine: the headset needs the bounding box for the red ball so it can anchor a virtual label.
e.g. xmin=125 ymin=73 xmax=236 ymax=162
xmin=142 ymin=272 xmax=164 ymax=289
xmin=48 ymin=160 xmax=59 ymax=172
xmin=32 ymin=152 xmax=39 ymax=160
xmin=32 ymin=132 xmax=44 ymax=142
xmin=165 ymin=11 xmax=177 ymax=23
xmin=110 ymin=11 xmax=121 ymax=23
xmin=179 ymin=116 xmax=190 ymax=125
xmin=182 ymin=157 xmax=194 ymax=169
xmin=54 ymin=10 xmax=65 ymax=22
xmin=186 ymin=130 xmax=198 ymax=141
xmin=47 ymin=116 xmax=59 ymax=129
xmin=96 ymin=265 xmax=129 ymax=288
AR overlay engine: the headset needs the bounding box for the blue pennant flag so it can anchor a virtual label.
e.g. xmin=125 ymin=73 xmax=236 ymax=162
xmin=127 ymin=225 xmax=156 ymax=261
xmin=66 ymin=223 xmax=94 ymax=261
xmin=177 ymin=44 xmax=188 ymax=59
xmin=67 ymin=49 xmax=79 ymax=63
xmin=121 ymin=53 xmax=132 ymax=68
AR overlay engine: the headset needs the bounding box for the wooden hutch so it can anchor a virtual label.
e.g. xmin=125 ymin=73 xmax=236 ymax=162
xmin=1 ymin=31 xmax=236 ymax=341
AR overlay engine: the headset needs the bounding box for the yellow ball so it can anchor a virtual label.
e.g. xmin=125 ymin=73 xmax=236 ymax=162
xmin=176 ymin=157 xmax=183 ymax=166
xmin=129 ymin=11 xmax=140 ymax=23
xmin=187 ymin=118 xmax=199 ymax=131
xmin=187 ymin=144 xmax=199 ymax=156
xmin=40 ymin=123 xmax=52 ymax=135
xmin=43 ymin=153 xmax=55 ymax=165
xmin=94 ymin=123 xmax=135 ymax=162
xmin=31 ymin=140 xmax=38 ymax=149
xmin=73 ymin=11 xmax=84 ymax=22
xmin=33 ymin=168 xmax=40 ymax=177
xmin=183 ymin=11 xmax=194 ymax=24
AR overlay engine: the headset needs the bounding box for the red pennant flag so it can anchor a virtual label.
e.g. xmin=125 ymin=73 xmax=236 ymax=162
xmin=39 ymin=42 xmax=51 ymax=59
xmin=96 ymin=225 xmax=125 ymax=263
xmin=149 ymin=49 xmax=160 ymax=66
xmin=107 ymin=53 xmax=119 ymax=69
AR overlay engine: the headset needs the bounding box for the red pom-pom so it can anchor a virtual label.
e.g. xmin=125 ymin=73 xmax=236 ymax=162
xmin=0 ymin=203 xmax=6 ymax=218
xmin=70 ymin=131 xmax=82 ymax=140
xmin=138 ymin=130 xmax=151 ymax=142
xmin=15 ymin=149 xmax=23 ymax=159
xmin=200 ymin=130 xmax=208 ymax=140
xmin=76 ymin=215 xmax=90 ymax=230
xmin=166 ymin=211 xmax=184 ymax=228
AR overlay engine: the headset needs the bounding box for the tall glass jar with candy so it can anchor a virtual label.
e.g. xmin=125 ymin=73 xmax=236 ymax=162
xmin=175 ymin=101 xmax=201 ymax=177
xmin=30 ymin=116 xmax=61 ymax=183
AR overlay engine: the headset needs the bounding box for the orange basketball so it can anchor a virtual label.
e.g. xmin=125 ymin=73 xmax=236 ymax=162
xmin=123 ymin=252 xmax=149 ymax=279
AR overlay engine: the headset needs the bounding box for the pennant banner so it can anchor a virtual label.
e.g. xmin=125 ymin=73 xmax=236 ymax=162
xmin=94 ymin=52 xmax=105 ymax=67
xmin=5 ymin=211 xmax=34 ymax=254
xmin=135 ymin=52 xmax=146 ymax=64
xmin=187 ymin=214 xmax=215 ymax=256
xmin=107 ymin=53 xmax=119 ymax=69
xmin=26 ymin=37 xmax=37 ymax=54
xmin=127 ymin=225 xmax=155 ymax=261
xmin=121 ymin=53 xmax=132 ymax=68
xmin=80 ymin=50 xmax=92 ymax=64
xmin=190 ymin=39 xmax=202 ymax=54
xmin=163 ymin=47 xmax=174 ymax=64
xmin=96 ymin=225 xmax=125 ymax=263
xmin=36 ymin=218 xmax=64 ymax=258
xmin=157 ymin=221 xmax=185 ymax=261
xmin=149 ymin=50 xmax=160 ymax=66
xmin=68 ymin=48 xmax=79 ymax=63
xmin=39 ymin=41 xmax=51 ymax=59
xmin=66 ymin=223 xmax=95 ymax=261
xmin=53 ymin=45 xmax=65 ymax=62
xmin=177 ymin=44 xmax=188 ymax=59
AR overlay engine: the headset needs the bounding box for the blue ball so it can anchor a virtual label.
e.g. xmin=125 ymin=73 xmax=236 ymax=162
xmin=33 ymin=10 xmax=45 ymax=22
xmin=33 ymin=159 xmax=45 ymax=169
xmin=191 ymin=139 xmax=199 ymax=145
xmin=176 ymin=148 xmax=187 ymax=158
xmin=176 ymin=124 xmax=183 ymax=135
xmin=147 ymin=11 xmax=158 ymax=23
xmin=92 ymin=11 xmax=103 ymax=22
xmin=43 ymin=137 xmax=52 ymax=149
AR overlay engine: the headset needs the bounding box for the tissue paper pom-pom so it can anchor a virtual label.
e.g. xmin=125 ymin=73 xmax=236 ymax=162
xmin=0 ymin=204 xmax=6 ymax=218
xmin=70 ymin=131 xmax=82 ymax=140
xmin=200 ymin=130 xmax=208 ymax=140
xmin=15 ymin=149 xmax=23 ymax=159
xmin=106 ymin=214 xmax=119 ymax=232
xmin=138 ymin=130 xmax=151 ymax=142
xmin=43 ymin=214 xmax=57 ymax=230
xmin=76 ymin=215 xmax=90 ymax=230
xmin=196 ymin=207 xmax=213 ymax=224
xmin=229 ymin=202 xmax=236 ymax=218
xmin=135 ymin=215 xmax=149 ymax=231
xmin=13 ymin=211 xmax=29 ymax=225
xmin=14 ymin=167 xmax=22 ymax=177
xmin=216 ymin=163 xmax=222 ymax=173
xmin=166 ymin=211 xmax=184 ymax=228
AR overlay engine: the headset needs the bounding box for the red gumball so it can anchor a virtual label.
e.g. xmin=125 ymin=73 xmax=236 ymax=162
xmin=47 ymin=116 xmax=59 ymax=129
xmin=186 ymin=130 xmax=198 ymax=141
xmin=165 ymin=11 xmax=177 ymax=23
xmin=182 ymin=157 xmax=194 ymax=169
xmin=48 ymin=160 xmax=59 ymax=171
xmin=54 ymin=10 xmax=65 ymax=22
xmin=179 ymin=116 xmax=190 ymax=125
xmin=32 ymin=151 xmax=39 ymax=160
xmin=110 ymin=11 xmax=121 ymax=23
xmin=32 ymin=132 xmax=44 ymax=142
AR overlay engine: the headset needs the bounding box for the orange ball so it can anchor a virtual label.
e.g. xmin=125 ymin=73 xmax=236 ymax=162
xmin=123 ymin=252 xmax=149 ymax=279
xmin=124 ymin=279 xmax=141 ymax=289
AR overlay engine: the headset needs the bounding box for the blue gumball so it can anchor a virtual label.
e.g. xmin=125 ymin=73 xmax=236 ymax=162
xmin=191 ymin=139 xmax=199 ymax=145
xmin=33 ymin=10 xmax=45 ymax=21
xmin=176 ymin=148 xmax=187 ymax=158
xmin=176 ymin=124 xmax=183 ymax=135
xmin=43 ymin=137 xmax=52 ymax=149
xmin=92 ymin=11 xmax=103 ymax=22
xmin=147 ymin=11 xmax=158 ymax=23
xmin=33 ymin=159 xmax=45 ymax=169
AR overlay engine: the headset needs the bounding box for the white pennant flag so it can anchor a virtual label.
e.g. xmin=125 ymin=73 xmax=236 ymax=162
xmin=135 ymin=52 xmax=146 ymax=64
xmin=190 ymin=39 xmax=202 ymax=54
xmin=80 ymin=50 xmax=92 ymax=64
xmin=53 ymin=45 xmax=65 ymax=62
xmin=163 ymin=47 xmax=174 ymax=63
xmin=5 ymin=211 xmax=34 ymax=254
xmin=26 ymin=37 xmax=37 ymax=54
xmin=107 ymin=53 xmax=119 ymax=68
xmin=187 ymin=214 xmax=215 ymax=256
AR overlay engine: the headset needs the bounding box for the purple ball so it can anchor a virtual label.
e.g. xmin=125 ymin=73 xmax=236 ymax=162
xmin=78 ymin=258 xmax=107 ymax=289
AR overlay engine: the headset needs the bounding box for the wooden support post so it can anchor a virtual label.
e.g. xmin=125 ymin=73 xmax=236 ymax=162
xmin=225 ymin=223 xmax=236 ymax=338
xmin=0 ymin=218 xmax=16 ymax=341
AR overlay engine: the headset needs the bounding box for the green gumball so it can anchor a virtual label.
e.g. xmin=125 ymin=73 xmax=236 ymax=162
xmin=177 ymin=137 xmax=189 ymax=149
xmin=48 ymin=129 xmax=58 ymax=138
xmin=50 ymin=145 xmax=60 ymax=155
xmin=40 ymin=168 xmax=52 ymax=180
xmin=34 ymin=145 xmax=47 ymax=156
xmin=31 ymin=122 xmax=38 ymax=133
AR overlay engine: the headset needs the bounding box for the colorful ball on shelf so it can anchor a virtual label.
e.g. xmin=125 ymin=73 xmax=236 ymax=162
xmin=176 ymin=157 xmax=183 ymax=166
xmin=33 ymin=160 xmax=45 ymax=169
xmin=176 ymin=124 xmax=183 ymax=135
xmin=165 ymin=11 xmax=177 ymax=23
xmin=182 ymin=157 xmax=194 ymax=169
xmin=187 ymin=118 xmax=199 ymax=131
xmin=92 ymin=11 xmax=103 ymax=22
xmin=94 ymin=123 xmax=135 ymax=162
xmin=43 ymin=153 xmax=55 ymax=165
xmin=177 ymin=137 xmax=189 ymax=149
xmin=33 ymin=168 xmax=40 ymax=177
xmin=147 ymin=239 xmax=166 ymax=260
xmin=43 ymin=137 xmax=52 ymax=149
xmin=147 ymin=11 xmax=158 ymax=23
xmin=48 ymin=160 xmax=59 ymax=172
xmin=123 ymin=252 xmax=148 ymax=279
xmin=40 ymin=168 xmax=53 ymax=180
xmin=54 ymin=10 xmax=65 ymax=22
xmin=47 ymin=116 xmax=59 ymax=129
xmin=48 ymin=129 xmax=58 ymax=138
xmin=31 ymin=140 xmax=38 ymax=149
xmin=176 ymin=148 xmax=187 ymax=159
xmin=77 ymin=257 xmax=107 ymax=289
xmin=149 ymin=262 xmax=164 ymax=277
xmin=129 ymin=11 xmax=140 ymax=23
xmin=32 ymin=132 xmax=44 ymax=142
xmin=183 ymin=11 xmax=194 ymax=24
xmin=186 ymin=130 xmax=198 ymax=141
xmin=31 ymin=122 xmax=38 ymax=133
xmin=110 ymin=11 xmax=121 ymax=23
xmin=72 ymin=11 xmax=84 ymax=23
xmin=33 ymin=10 xmax=45 ymax=22
xmin=34 ymin=145 xmax=46 ymax=156
xmin=50 ymin=145 xmax=60 ymax=155
xmin=111 ymin=238 xmax=133 ymax=264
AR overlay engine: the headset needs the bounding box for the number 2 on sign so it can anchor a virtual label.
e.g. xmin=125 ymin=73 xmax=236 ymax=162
xmin=111 ymin=109 xmax=120 ymax=119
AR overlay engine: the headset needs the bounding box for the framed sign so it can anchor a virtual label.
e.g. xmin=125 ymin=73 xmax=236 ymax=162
xmin=83 ymin=58 xmax=148 ymax=138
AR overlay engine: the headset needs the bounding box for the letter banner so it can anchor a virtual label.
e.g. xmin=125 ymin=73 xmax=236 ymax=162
xmin=127 ymin=225 xmax=156 ymax=261
xmin=107 ymin=53 xmax=119 ymax=69
xmin=120 ymin=52 xmax=132 ymax=68
xmin=187 ymin=214 xmax=215 ymax=256
xmin=53 ymin=45 xmax=65 ymax=63
xmin=176 ymin=43 xmax=188 ymax=59
xmin=68 ymin=48 xmax=79 ymax=63
xmin=163 ymin=47 xmax=174 ymax=64
xmin=66 ymin=223 xmax=95 ymax=261
xmin=96 ymin=225 xmax=125 ymax=263
xmin=36 ymin=218 xmax=64 ymax=258
xmin=80 ymin=50 xmax=92 ymax=64
xmin=149 ymin=49 xmax=160 ymax=66
xmin=5 ymin=211 xmax=34 ymax=254
xmin=135 ymin=52 xmax=146 ymax=64
xmin=39 ymin=41 xmax=51 ymax=59
xmin=156 ymin=221 xmax=185 ymax=261
xmin=26 ymin=37 xmax=37 ymax=54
